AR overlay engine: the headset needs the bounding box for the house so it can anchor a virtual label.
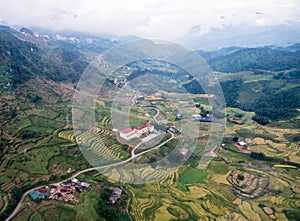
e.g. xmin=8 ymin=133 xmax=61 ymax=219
xmin=71 ymin=178 xmax=80 ymax=184
xmin=136 ymin=95 xmax=144 ymax=101
xmin=112 ymin=187 xmax=122 ymax=197
xmin=167 ymin=126 xmax=181 ymax=134
xmin=180 ymin=148 xmax=189 ymax=156
xmin=81 ymin=182 xmax=92 ymax=189
xmin=136 ymin=123 xmax=154 ymax=136
xmin=238 ymin=141 xmax=247 ymax=146
xmin=119 ymin=128 xmax=137 ymax=140
xmin=176 ymin=112 xmax=182 ymax=120
xmin=192 ymin=114 xmax=201 ymax=118
xmin=109 ymin=187 xmax=122 ymax=204
xmin=29 ymin=191 xmax=39 ymax=200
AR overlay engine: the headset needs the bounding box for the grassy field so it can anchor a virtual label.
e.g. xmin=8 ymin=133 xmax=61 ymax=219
xmin=178 ymin=168 xmax=208 ymax=184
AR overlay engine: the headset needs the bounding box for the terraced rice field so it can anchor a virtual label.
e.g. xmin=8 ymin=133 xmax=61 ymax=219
xmin=58 ymin=127 xmax=129 ymax=166
xmin=99 ymin=166 xmax=173 ymax=184
xmin=58 ymin=130 xmax=75 ymax=142
xmin=229 ymin=119 xmax=300 ymax=165
xmin=126 ymin=169 xmax=239 ymax=221
xmin=100 ymin=116 xmax=111 ymax=127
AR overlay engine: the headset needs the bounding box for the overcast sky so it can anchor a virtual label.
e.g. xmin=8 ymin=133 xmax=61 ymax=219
xmin=0 ymin=0 xmax=299 ymax=40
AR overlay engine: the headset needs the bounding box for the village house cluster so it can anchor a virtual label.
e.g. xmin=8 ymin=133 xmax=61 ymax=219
xmin=29 ymin=178 xmax=92 ymax=203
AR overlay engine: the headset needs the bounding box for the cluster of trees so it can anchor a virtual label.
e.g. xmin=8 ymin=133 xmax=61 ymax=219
xmin=252 ymin=86 xmax=300 ymax=123
xmin=97 ymin=188 xmax=130 ymax=221
xmin=204 ymin=46 xmax=300 ymax=73
xmin=251 ymin=115 xmax=270 ymax=125
xmin=183 ymin=79 xmax=205 ymax=94
xmin=0 ymin=187 xmax=24 ymax=220
xmin=250 ymin=151 xmax=300 ymax=168
xmin=219 ymin=78 xmax=300 ymax=124
xmin=220 ymin=79 xmax=243 ymax=108
xmin=20 ymin=130 xmax=40 ymax=139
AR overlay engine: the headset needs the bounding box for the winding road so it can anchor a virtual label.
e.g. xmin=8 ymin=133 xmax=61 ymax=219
xmin=6 ymin=130 xmax=174 ymax=221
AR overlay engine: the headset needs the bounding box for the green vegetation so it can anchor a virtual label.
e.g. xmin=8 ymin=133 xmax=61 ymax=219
xmin=237 ymin=174 xmax=245 ymax=181
xmin=12 ymin=146 xmax=60 ymax=174
xmin=97 ymin=188 xmax=130 ymax=221
xmin=200 ymin=46 xmax=300 ymax=73
xmin=0 ymin=28 xmax=88 ymax=84
xmin=0 ymin=187 xmax=24 ymax=220
xmin=178 ymin=168 xmax=208 ymax=184
xmin=208 ymin=160 xmax=229 ymax=175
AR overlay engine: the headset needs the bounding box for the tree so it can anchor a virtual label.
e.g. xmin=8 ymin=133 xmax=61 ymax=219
xmin=97 ymin=188 xmax=121 ymax=221
xmin=252 ymin=115 xmax=269 ymax=125
xmin=232 ymin=136 xmax=239 ymax=142
xmin=237 ymin=174 xmax=245 ymax=181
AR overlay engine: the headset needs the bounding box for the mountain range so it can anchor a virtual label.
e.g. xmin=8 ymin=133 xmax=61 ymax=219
xmin=0 ymin=25 xmax=299 ymax=124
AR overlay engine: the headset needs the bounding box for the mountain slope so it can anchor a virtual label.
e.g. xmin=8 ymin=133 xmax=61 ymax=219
xmin=198 ymin=44 xmax=300 ymax=73
xmin=0 ymin=28 xmax=88 ymax=87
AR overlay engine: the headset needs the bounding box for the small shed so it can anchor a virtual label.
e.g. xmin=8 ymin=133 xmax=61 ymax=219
xmin=238 ymin=141 xmax=247 ymax=146
xmin=81 ymin=182 xmax=92 ymax=189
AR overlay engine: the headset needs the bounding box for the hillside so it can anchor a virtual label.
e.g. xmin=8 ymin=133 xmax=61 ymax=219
xmin=195 ymin=45 xmax=300 ymax=124
xmin=0 ymin=26 xmax=89 ymax=87
xmin=198 ymin=44 xmax=300 ymax=73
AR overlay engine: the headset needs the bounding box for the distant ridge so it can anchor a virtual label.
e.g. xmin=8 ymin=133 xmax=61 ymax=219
xmin=197 ymin=44 xmax=300 ymax=73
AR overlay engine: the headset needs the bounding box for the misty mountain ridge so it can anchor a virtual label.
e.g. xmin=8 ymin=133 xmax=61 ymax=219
xmin=198 ymin=44 xmax=300 ymax=73
xmin=183 ymin=22 xmax=300 ymax=50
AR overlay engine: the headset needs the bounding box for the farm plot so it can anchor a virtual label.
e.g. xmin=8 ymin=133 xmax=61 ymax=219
xmin=11 ymin=146 xmax=60 ymax=174
xmin=227 ymin=170 xmax=269 ymax=199
xmin=58 ymin=130 xmax=75 ymax=142
xmin=126 ymin=172 xmax=235 ymax=221
xmin=101 ymin=166 xmax=172 ymax=184
xmin=58 ymin=128 xmax=128 ymax=164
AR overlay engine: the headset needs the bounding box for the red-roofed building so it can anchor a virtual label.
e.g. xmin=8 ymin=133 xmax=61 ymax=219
xmin=136 ymin=123 xmax=154 ymax=136
xmin=120 ymin=128 xmax=134 ymax=134
xmin=119 ymin=124 xmax=154 ymax=141
xmin=119 ymin=128 xmax=137 ymax=140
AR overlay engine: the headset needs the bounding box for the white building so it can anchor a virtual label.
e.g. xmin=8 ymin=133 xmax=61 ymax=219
xmin=238 ymin=141 xmax=247 ymax=146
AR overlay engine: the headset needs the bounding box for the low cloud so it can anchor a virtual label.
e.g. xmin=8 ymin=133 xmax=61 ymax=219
xmin=0 ymin=0 xmax=299 ymax=40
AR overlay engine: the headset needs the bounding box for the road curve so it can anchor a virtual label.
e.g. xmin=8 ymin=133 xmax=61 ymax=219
xmin=6 ymin=131 xmax=174 ymax=221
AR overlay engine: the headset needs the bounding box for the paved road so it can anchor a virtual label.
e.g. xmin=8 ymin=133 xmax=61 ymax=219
xmin=6 ymin=131 xmax=174 ymax=221
xmin=153 ymin=107 xmax=160 ymax=123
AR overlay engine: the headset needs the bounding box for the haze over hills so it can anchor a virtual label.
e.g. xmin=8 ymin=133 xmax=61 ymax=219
xmin=183 ymin=22 xmax=300 ymax=50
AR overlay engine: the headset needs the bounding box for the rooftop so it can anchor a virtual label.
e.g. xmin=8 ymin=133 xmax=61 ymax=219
xmin=120 ymin=128 xmax=135 ymax=134
xmin=136 ymin=123 xmax=152 ymax=131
